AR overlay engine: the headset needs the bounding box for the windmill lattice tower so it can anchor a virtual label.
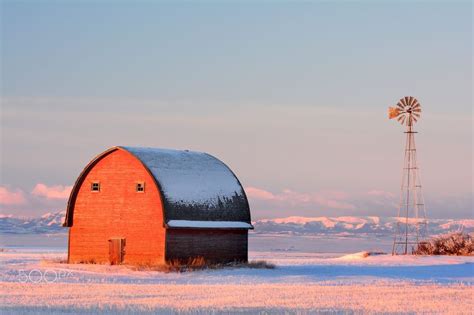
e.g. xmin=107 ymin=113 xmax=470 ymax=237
xmin=388 ymin=96 xmax=428 ymax=255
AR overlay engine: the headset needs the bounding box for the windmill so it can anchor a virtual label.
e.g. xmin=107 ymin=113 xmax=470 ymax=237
xmin=388 ymin=96 xmax=428 ymax=255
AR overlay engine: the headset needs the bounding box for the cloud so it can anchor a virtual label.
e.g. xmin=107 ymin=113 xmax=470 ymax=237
xmin=245 ymin=187 xmax=277 ymax=201
xmin=367 ymin=190 xmax=396 ymax=198
xmin=0 ymin=186 xmax=27 ymax=205
xmin=31 ymin=184 xmax=73 ymax=200
xmin=245 ymin=186 xmax=356 ymax=210
xmin=246 ymin=187 xmax=472 ymax=220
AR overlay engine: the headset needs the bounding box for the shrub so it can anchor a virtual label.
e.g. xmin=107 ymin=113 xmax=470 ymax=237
xmin=415 ymin=232 xmax=473 ymax=256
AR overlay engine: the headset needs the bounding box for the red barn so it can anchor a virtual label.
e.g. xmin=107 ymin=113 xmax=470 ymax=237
xmin=64 ymin=146 xmax=252 ymax=265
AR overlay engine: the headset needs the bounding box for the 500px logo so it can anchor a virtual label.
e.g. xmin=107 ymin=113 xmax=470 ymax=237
xmin=18 ymin=269 xmax=73 ymax=283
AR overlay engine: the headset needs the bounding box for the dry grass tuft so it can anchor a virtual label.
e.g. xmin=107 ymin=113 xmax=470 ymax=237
xmin=78 ymin=258 xmax=98 ymax=264
xmin=415 ymin=232 xmax=473 ymax=256
xmin=41 ymin=255 xmax=276 ymax=272
xmin=40 ymin=257 xmax=68 ymax=265
xmin=130 ymin=257 xmax=275 ymax=273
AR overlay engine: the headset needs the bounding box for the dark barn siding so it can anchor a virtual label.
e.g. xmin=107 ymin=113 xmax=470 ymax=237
xmin=165 ymin=229 xmax=248 ymax=263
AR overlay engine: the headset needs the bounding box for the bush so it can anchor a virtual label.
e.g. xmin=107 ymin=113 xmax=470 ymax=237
xmin=415 ymin=232 xmax=473 ymax=256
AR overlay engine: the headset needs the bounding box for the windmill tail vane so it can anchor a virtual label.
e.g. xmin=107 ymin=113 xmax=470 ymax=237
xmin=388 ymin=107 xmax=400 ymax=119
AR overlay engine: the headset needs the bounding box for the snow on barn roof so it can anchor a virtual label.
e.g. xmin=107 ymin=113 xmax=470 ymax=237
xmin=121 ymin=146 xmax=251 ymax=226
xmin=64 ymin=146 xmax=252 ymax=228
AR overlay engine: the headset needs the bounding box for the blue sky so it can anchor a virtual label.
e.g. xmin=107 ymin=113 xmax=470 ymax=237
xmin=1 ymin=1 xmax=472 ymax=219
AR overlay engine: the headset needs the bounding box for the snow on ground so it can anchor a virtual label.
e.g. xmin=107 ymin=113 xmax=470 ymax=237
xmin=1 ymin=247 xmax=473 ymax=314
xmin=2 ymin=282 xmax=471 ymax=314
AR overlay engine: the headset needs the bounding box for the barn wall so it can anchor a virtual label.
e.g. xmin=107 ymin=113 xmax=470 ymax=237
xmin=68 ymin=149 xmax=165 ymax=265
xmin=165 ymin=229 xmax=248 ymax=263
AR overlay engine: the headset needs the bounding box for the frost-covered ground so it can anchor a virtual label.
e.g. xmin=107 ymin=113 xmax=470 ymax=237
xmin=1 ymin=243 xmax=473 ymax=314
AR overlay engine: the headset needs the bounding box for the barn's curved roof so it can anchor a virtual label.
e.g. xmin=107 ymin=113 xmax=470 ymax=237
xmin=64 ymin=146 xmax=252 ymax=229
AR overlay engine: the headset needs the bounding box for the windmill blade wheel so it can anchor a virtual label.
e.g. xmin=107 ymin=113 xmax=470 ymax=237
xmin=392 ymin=96 xmax=422 ymax=126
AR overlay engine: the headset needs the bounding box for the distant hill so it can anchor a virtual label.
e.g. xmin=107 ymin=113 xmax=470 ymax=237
xmin=0 ymin=211 xmax=66 ymax=234
xmin=253 ymin=216 xmax=474 ymax=237
xmin=0 ymin=211 xmax=472 ymax=236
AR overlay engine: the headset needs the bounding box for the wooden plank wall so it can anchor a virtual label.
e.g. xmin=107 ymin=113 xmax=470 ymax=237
xmin=68 ymin=149 xmax=166 ymax=265
xmin=165 ymin=229 xmax=248 ymax=263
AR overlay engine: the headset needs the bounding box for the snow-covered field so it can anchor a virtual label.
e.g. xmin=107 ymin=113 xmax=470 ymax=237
xmin=1 ymin=242 xmax=473 ymax=314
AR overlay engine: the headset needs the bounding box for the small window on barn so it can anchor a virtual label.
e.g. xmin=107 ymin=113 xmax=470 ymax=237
xmin=91 ymin=182 xmax=100 ymax=192
xmin=136 ymin=182 xmax=145 ymax=193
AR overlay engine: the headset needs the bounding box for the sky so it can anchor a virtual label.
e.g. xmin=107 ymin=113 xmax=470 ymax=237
xmin=0 ymin=1 xmax=472 ymax=219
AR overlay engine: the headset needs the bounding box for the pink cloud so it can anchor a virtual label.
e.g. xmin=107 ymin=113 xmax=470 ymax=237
xmin=245 ymin=187 xmax=277 ymax=201
xmin=367 ymin=190 xmax=396 ymax=198
xmin=32 ymin=184 xmax=73 ymax=200
xmin=0 ymin=186 xmax=27 ymax=205
xmin=245 ymin=186 xmax=356 ymax=210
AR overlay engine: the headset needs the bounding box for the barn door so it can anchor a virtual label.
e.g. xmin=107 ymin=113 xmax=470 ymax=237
xmin=108 ymin=238 xmax=126 ymax=265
